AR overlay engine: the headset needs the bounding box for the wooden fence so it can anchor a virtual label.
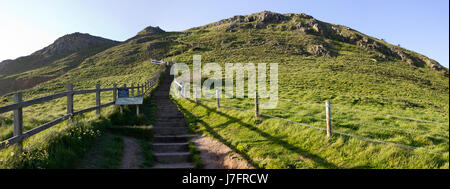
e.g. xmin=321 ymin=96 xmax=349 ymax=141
xmin=0 ymin=66 xmax=165 ymax=150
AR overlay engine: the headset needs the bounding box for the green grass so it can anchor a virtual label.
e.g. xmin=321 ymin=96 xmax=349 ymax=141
xmin=188 ymin=141 xmax=203 ymax=168
xmin=175 ymin=97 xmax=448 ymax=169
xmin=78 ymin=133 xmax=124 ymax=169
xmin=139 ymin=138 xmax=154 ymax=168
xmin=0 ymin=112 xmax=111 ymax=168
xmin=1 ymin=12 xmax=448 ymax=169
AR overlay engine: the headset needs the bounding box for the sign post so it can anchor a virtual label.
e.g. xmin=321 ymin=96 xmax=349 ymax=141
xmin=116 ymin=86 xmax=143 ymax=116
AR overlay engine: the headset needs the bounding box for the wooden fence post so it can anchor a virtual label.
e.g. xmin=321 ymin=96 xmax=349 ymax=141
xmin=13 ymin=92 xmax=23 ymax=149
xmin=131 ymin=83 xmax=135 ymax=97
xmin=326 ymin=101 xmax=332 ymax=137
xmin=96 ymin=83 xmax=101 ymax=117
xmin=113 ymin=83 xmax=117 ymax=103
xmin=67 ymin=83 xmax=74 ymax=125
xmin=216 ymin=89 xmax=220 ymax=108
xmin=255 ymin=92 xmax=259 ymax=119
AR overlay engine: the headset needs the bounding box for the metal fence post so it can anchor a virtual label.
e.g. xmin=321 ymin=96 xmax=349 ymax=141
xmin=96 ymin=83 xmax=101 ymax=117
xmin=181 ymin=81 xmax=185 ymax=98
xmin=326 ymin=101 xmax=332 ymax=137
xmin=255 ymin=92 xmax=259 ymax=119
xmin=13 ymin=92 xmax=23 ymax=149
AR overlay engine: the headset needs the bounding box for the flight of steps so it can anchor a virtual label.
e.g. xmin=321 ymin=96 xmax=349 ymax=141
xmin=151 ymin=70 xmax=194 ymax=169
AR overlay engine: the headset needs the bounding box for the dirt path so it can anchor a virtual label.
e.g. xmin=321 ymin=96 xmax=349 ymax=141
xmin=120 ymin=136 xmax=145 ymax=169
xmin=192 ymin=135 xmax=254 ymax=169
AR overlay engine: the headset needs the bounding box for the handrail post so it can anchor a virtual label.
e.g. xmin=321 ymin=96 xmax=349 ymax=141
xmin=96 ymin=83 xmax=101 ymax=117
xmin=67 ymin=83 xmax=74 ymax=125
xmin=216 ymin=89 xmax=220 ymax=108
xmin=255 ymin=92 xmax=259 ymax=119
xmin=326 ymin=101 xmax=332 ymax=137
xmin=131 ymin=83 xmax=135 ymax=97
xmin=181 ymin=81 xmax=184 ymax=98
xmin=13 ymin=92 xmax=23 ymax=150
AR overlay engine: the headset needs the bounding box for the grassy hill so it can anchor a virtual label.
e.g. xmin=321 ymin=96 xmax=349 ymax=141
xmin=0 ymin=33 xmax=119 ymax=96
xmin=167 ymin=11 xmax=449 ymax=168
xmin=0 ymin=11 xmax=448 ymax=168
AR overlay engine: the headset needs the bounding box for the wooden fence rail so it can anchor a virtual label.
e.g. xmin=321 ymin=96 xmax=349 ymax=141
xmin=0 ymin=66 xmax=165 ymax=150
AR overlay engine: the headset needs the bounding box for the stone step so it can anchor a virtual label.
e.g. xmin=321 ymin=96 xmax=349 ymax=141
xmin=157 ymin=111 xmax=182 ymax=115
xmin=154 ymin=121 xmax=185 ymax=127
xmin=156 ymin=115 xmax=184 ymax=120
xmin=153 ymin=142 xmax=189 ymax=153
xmin=151 ymin=163 xmax=194 ymax=169
xmin=153 ymin=135 xmax=188 ymax=143
xmin=153 ymin=127 xmax=189 ymax=135
xmin=154 ymin=152 xmax=190 ymax=163
xmin=156 ymin=105 xmax=180 ymax=109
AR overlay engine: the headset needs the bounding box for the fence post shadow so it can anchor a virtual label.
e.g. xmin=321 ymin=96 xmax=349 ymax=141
xmin=174 ymin=98 xmax=339 ymax=169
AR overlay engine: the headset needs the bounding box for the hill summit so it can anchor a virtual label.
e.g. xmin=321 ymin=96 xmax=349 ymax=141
xmin=191 ymin=11 xmax=445 ymax=71
xmin=137 ymin=26 xmax=165 ymax=36
xmin=31 ymin=32 xmax=117 ymax=57
xmin=0 ymin=32 xmax=118 ymax=96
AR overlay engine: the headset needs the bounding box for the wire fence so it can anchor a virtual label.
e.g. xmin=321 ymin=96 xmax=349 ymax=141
xmin=279 ymin=98 xmax=449 ymax=126
xmin=189 ymin=96 xmax=447 ymax=156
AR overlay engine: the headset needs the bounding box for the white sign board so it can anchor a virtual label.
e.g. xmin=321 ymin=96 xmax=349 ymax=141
xmin=115 ymin=97 xmax=143 ymax=105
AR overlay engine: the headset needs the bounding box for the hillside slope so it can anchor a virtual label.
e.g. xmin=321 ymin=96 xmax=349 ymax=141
xmin=0 ymin=11 xmax=448 ymax=168
xmin=0 ymin=32 xmax=119 ymax=96
xmin=166 ymin=11 xmax=449 ymax=168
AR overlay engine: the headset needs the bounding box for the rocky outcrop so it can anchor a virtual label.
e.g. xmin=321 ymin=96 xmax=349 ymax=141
xmin=307 ymin=44 xmax=331 ymax=57
xmin=199 ymin=11 xmax=446 ymax=71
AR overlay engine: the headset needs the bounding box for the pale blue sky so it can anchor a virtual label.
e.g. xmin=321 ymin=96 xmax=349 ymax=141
xmin=0 ymin=0 xmax=448 ymax=68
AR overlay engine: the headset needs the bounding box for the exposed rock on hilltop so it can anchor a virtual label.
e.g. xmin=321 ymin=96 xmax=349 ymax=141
xmin=137 ymin=26 xmax=165 ymax=36
xmin=191 ymin=11 xmax=445 ymax=71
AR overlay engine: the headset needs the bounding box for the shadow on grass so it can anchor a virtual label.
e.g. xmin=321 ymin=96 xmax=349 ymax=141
xmin=174 ymin=98 xmax=339 ymax=169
